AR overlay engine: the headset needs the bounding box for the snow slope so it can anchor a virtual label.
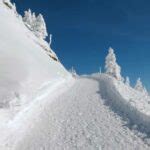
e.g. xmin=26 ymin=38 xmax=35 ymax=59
xmin=0 ymin=1 xmax=72 ymax=142
xmin=1 ymin=77 xmax=149 ymax=150
xmin=0 ymin=1 xmax=150 ymax=149
xmin=0 ymin=1 xmax=70 ymax=109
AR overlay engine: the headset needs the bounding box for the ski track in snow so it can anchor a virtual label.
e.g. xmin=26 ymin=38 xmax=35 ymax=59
xmin=1 ymin=77 xmax=149 ymax=150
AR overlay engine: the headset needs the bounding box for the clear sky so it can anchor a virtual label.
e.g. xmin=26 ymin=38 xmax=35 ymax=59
xmin=12 ymin=0 xmax=150 ymax=90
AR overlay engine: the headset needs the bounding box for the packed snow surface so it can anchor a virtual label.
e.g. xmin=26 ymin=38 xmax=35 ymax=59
xmin=0 ymin=76 xmax=149 ymax=150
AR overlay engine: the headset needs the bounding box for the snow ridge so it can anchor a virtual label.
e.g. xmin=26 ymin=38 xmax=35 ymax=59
xmin=91 ymin=74 xmax=150 ymax=134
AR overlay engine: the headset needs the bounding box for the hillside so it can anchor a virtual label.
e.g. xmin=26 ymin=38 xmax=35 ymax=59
xmin=0 ymin=0 xmax=71 ymax=141
xmin=0 ymin=0 xmax=70 ymax=108
xmin=0 ymin=1 xmax=150 ymax=150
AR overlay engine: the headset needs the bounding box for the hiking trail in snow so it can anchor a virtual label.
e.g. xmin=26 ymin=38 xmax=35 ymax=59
xmin=2 ymin=77 xmax=149 ymax=150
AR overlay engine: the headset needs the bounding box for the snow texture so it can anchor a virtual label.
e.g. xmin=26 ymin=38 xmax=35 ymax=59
xmin=1 ymin=77 xmax=149 ymax=150
xmin=0 ymin=1 xmax=150 ymax=150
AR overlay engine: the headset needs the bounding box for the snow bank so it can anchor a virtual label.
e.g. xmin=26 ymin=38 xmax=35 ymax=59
xmin=91 ymin=74 xmax=150 ymax=132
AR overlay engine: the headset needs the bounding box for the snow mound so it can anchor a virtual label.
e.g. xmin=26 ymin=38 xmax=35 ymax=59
xmin=91 ymin=73 xmax=150 ymax=133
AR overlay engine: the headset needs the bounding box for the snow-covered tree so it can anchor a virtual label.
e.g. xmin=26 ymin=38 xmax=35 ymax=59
xmin=105 ymin=47 xmax=122 ymax=81
xmin=49 ymin=34 xmax=52 ymax=46
xmin=135 ymin=78 xmax=143 ymax=92
xmin=32 ymin=13 xmax=36 ymax=23
xmin=135 ymin=78 xmax=148 ymax=95
xmin=125 ymin=76 xmax=130 ymax=86
xmin=23 ymin=9 xmax=33 ymax=27
xmin=69 ymin=67 xmax=77 ymax=77
xmin=34 ymin=14 xmax=48 ymax=39
xmin=99 ymin=67 xmax=102 ymax=74
xmin=31 ymin=12 xmax=37 ymax=30
xmin=23 ymin=10 xmax=48 ymax=40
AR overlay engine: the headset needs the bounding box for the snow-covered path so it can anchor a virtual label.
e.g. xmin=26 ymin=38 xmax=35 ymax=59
xmin=2 ymin=77 xmax=150 ymax=150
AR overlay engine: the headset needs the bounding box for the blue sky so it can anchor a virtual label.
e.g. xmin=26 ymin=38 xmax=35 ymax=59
xmin=12 ymin=0 xmax=150 ymax=90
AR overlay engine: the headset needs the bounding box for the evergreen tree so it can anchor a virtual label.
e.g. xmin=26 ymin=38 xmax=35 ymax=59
xmin=49 ymin=34 xmax=52 ymax=46
xmin=70 ymin=67 xmax=77 ymax=77
xmin=135 ymin=78 xmax=148 ymax=95
xmin=125 ymin=76 xmax=130 ymax=86
xmin=23 ymin=9 xmax=33 ymax=27
xmin=135 ymin=78 xmax=143 ymax=92
xmin=105 ymin=47 xmax=122 ymax=80
xmin=31 ymin=12 xmax=37 ymax=31
xmin=34 ymin=14 xmax=48 ymax=39
xmin=23 ymin=10 xmax=48 ymax=40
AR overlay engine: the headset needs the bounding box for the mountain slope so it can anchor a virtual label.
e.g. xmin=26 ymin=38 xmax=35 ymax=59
xmin=0 ymin=1 xmax=150 ymax=150
xmin=0 ymin=0 xmax=70 ymax=108
xmin=1 ymin=76 xmax=149 ymax=150
xmin=0 ymin=1 xmax=72 ymax=142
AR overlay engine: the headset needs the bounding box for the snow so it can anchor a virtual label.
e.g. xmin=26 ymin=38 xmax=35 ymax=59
xmin=1 ymin=77 xmax=149 ymax=150
xmin=92 ymin=73 xmax=150 ymax=133
xmin=0 ymin=1 xmax=150 ymax=149
xmin=0 ymin=1 xmax=70 ymax=108
xmin=0 ymin=0 xmax=71 ymax=138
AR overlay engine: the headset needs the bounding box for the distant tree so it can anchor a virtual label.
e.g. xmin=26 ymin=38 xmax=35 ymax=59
xmin=125 ymin=76 xmax=130 ymax=86
xmin=105 ymin=47 xmax=122 ymax=81
xmin=34 ymin=14 xmax=48 ymax=39
xmin=31 ymin=12 xmax=37 ymax=31
xmin=69 ymin=67 xmax=77 ymax=77
xmin=23 ymin=10 xmax=48 ymax=40
xmin=49 ymin=34 xmax=52 ymax=47
xmin=135 ymin=78 xmax=148 ymax=95
xmin=32 ymin=12 xmax=36 ymax=23
xmin=23 ymin=9 xmax=33 ymax=27
xmin=99 ymin=66 xmax=102 ymax=74
xmin=135 ymin=78 xmax=143 ymax=91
